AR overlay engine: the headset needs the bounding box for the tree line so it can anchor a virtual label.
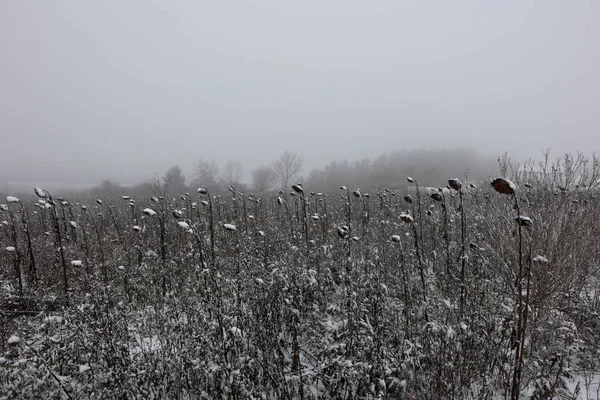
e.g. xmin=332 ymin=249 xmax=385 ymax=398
xmin=84 ymin=148 xmax=496 ymax=199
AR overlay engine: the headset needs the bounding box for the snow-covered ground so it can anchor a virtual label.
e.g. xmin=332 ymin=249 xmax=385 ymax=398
xmin=566 ymin=374 xmax=600 ymax=400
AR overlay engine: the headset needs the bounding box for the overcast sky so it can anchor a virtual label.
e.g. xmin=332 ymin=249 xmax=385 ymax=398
xmin=1 ymin=1 xmax=598 ymax=187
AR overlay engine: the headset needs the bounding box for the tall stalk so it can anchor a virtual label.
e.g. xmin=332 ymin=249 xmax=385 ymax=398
xmin=510 ymin=193 xmax=525 ymax=400
xmin=41 ymin=190 xmax=69 ymax=301
xmin=198 ymin=188 xmax=215 ymax=264
xmin=457 ymin=187 xmax=467 ymax=315
xmin=408 ymin=177 xmax=425 ymax=254
xmin=301 ymin=192 xmax=309 ymax=256
xmin=6 ymin=203 xmax=23 ymax=297
xmin=396 ymin=238 xmax=411 ymax=338
xmin=19 ymin=202 xmax=37 ymax=286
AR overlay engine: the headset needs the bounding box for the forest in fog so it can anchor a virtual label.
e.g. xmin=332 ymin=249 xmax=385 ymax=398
xmin=13 ymin=148 xmax=496 ymax=201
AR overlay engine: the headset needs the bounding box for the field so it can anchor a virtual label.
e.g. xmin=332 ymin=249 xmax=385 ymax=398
xmin=1 ymin=156 xmax=600 ymax=399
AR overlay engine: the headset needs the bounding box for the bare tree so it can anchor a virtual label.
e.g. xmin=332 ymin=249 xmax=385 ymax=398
xmin=272 ymin=151 xmax=304 ymax=190
xmin=90 ymin=179 xmax=124 ymax=197
xmin=191 ymin=159 xmax=219 ymax=189
xmin=149 ymin=174 xmax=167 ymax=199
xmin=251 ymin=166 xmax=275 ymax=192
xmin=222 ymin=161 xmax=243 ymax=185
xmin=163 ymin=165 xmax=186 ymax=195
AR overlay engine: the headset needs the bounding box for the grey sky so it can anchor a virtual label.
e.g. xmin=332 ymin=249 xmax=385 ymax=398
xmin=1 ymin=1 xmax=598 ymax=187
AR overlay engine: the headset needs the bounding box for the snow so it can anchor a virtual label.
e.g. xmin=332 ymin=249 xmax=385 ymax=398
xmin=446 ymin=326 xmax=456 ymax=339
xmin=565 ymin=373 xmax=600 ymax=399
xmin=43 ymin=316 xmax=63 ymax=324
xmin=177 ymin=221 xmax=190 ymax=230
xmin=145 ymin=250 xmax=158 ymax=258
xmin=130 ymin=335 xmax=162 ymax=355
xmin=426 ymin=187 xmax=449 ymax=194
xmin=7 ymin=335 xmax=20 ymax=345
xmin=143 ymin=208 xmax=157 ymax=216
xmin=78 ymin=364 xmax=91 ymax=373
xmin=6 ymin=196 xmax=19 ymax=203
xmin=34 ymin=187 xmax=46 ymax=198
xmin=399 ymin=213 xmax=414 ymax=223
xmin=4 ymin=170 xmax=599 ymax=399
xmin=322 ymin=317 xmax=348 ymax=334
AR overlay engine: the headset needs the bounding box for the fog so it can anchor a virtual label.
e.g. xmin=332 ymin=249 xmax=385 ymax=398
xmin=1 ymin=1 xmax=598 ymax=189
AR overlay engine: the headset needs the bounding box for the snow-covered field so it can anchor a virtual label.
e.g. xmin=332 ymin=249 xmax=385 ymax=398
xmin=2 ymin=176 xmax=600 ymax=398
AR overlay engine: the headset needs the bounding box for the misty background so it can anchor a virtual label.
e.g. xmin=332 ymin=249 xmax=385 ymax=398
xmin=1 ymin=1 xmax=598 ymax=191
